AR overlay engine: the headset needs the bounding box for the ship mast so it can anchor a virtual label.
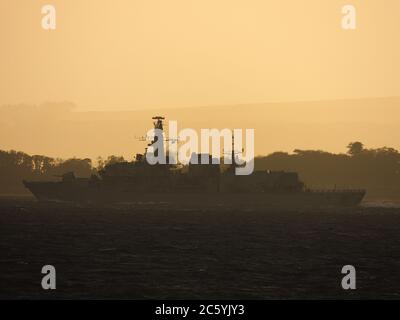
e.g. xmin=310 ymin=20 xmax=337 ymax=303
xmin=228 ymin=131 xmax=245 ymax=172
xmin=231 ymin=132 xmax=235 ymax=166
xmin=150 ymin=116 xmax=165 ymax=158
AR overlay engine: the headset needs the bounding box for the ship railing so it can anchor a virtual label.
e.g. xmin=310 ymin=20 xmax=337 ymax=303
xmin=307 ymin=189 xmax=366 ymax=193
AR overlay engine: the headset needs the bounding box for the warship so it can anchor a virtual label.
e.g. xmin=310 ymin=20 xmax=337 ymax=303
xmin=23 ymin=116 xmax=366 ymax=208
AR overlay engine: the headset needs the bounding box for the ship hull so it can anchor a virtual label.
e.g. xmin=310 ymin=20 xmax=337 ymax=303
xmin=23 ymin=181 xmax=365 ymax=208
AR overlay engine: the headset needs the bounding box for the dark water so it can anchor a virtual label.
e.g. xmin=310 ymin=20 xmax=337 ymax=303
xmin=1 ymin=198 xmax=400 ymax=299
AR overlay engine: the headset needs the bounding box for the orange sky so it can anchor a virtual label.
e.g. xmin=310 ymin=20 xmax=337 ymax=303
xmin=1 ymin=1 xmax=400 ymax=159
xmin=1 ymin=0 xmax=400 ymax=110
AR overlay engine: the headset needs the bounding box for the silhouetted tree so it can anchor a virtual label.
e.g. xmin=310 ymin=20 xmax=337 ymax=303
xmin=347 ymin=142 xmax=364 ymax=156
xmin=96 ymin=155 xmax=125 ymax=171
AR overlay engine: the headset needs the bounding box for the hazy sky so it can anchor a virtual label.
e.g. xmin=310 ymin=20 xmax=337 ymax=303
xmin=1 ymin=0 xmax=400 ymax=110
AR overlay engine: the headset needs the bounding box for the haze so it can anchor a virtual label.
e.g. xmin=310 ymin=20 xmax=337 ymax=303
xmin=1 ymin=1 xmax=400 ymax=159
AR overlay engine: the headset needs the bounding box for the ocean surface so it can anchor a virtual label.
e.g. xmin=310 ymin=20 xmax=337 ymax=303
xmin=1 ymin=198 xmax=400 ymax=299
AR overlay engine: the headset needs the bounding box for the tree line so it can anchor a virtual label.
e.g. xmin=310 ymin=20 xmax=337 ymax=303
xmin=1 ymin=142 xmax=400 ymax=200
xmin=255 ymin=142 xmax=400 ymax=200
xmin=0 ymin=151 xmax=120 ymax=195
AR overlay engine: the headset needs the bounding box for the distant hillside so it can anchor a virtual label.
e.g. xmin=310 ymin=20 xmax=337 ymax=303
xmin=1 ymin=97 xmax=400 ymax=160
